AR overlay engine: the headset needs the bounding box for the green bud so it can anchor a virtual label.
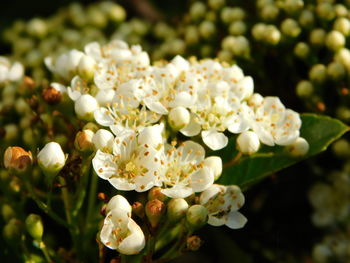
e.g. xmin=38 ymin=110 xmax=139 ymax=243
xmin=185 ymin=25 xmax=199 ymax=44
xmin=107 ymin=4 xmax=126 ymax=23
xmin=27 ymin=18 xmax=47 ymax=38
xmin=231 ymin=36 xmax=250 ymax=57
xmin=296 ymin=80 xmax=314 ymax=98
xmin=333 ymin=18 xmax=350 ymax=36
xmin=190 ymin=2 xmax=206 ymax=20
xmin=148 ymin=187 xmax=168 ymax=202
xmin=316 ymin=3 xmax=335 ymax=21
xmin=281 ymin=18 xmax=301 ymax=37
xmin=294 ymin=42 xmax=310 ymax=59
xmin=167 ymin=198 xmax=189 ymax=223
xmin=87 ymin=8 xmax=107 ymax=28
xmin=252 ymin=23 xmax=267 ymax=41
xmin=220 ymin=7 xmax=234 ymax=23
xmin=25 ymin=214 xmax=44 ymax=241
xmin=283 ymin=0 xmax=304 ymax=14
xmin=199 ymin=20 xmax=216 ymax=39
xmin=217 ymin=50 xmax=233 ymax=62
xmin=83 ymin=122 xmax=99 ymax=133
xmin=260 ymin=4 xmax=279 ymax=21
xmin=208 ymin=0 xmax=225 ymax=10
xmin=145 ymin=199 xmax=166 ymax=228
xmin=325 ymin=31 xmax=345 ymax=51
xmin=334 ymin=4 xmax=348 ymax=17
xmin=1 ymin=204 xmax=16 ymax=222
xmin=309 ymin=29 xmax=326 ymax=46
xmin=229 ymin=21 xmax=247 ymax=36
xmin=264 ymin=25 xmax=281 ymax=45
xmin=257 ymin=0 xmax=273 ymax=9
xmin=186 ymin=205 xmax=208 ymax=230
xmin=336 ymin=107 xmax=350 ymax=122
xmin=3 ymin=218 xmax=22 ymax=244
xmin=230 ymin=7 xmax=245 ymax=21
xmin=332 ymin=139 xmax=350 ymax=157
xmin=309 ymin=64 xmax=327 ymax=84
xmin=327 ymin=61 xmax=345 ymax=80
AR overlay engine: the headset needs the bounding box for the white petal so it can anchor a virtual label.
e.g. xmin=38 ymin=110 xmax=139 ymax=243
xmin=207 ymin=214 xmax=227 ymax=226
xmin=226 ymin=211 xmax=247 ymax=229
xmin=202 ymin=130 xmax=228 ymax=150
xmin=144 ymin=99 xmax=168 ymax=115
xmin=179 ymin=141 xmax=205 ymax=163
xmin=138 ymin=123 xmax=164 ymax=148
xmin=92 ymin=150 xmax=118 ymax=180
xmin=117 ymin=219 xmax=145 ymax=255
xmin=199 ymin=184 xmax=223 ymax=205
xmin=8 ymin=62 xmax=24 ymax=81
xmin=180 ymin=114 xmax=201 ymax=137
xmin=100 ymin=215 xmax=117 ymax=249
xmin=190 ymin=167 xmax=214 ymax=193
xmin=161 ymin=186 xmax=193 ymax=198
xmin=169 ymin=92 xmax=193 ymax=108
xmin=106 ymin=195 xmax=132 ymax=215
xmin=108 ymin=177 xmax=136 ymax=191
xmin=94 ymin=108 xmax=115 ymax=127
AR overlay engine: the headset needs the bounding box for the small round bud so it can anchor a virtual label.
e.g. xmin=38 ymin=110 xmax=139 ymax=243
xmin=1 ymin=204 xmax=16 ymax=222
xmin=203 ymin=156 xmax=222 ymax=180
xmin=231 ymin=36 xmax=250 ymax=57
xmin=286 ymin=137 xmax=309 ymax=157
xmin=316 ymin=3 xmax=335 ymax=21
xmin=334 ymin=4 xmax=348 ymax=17
xmin=252 ymin=23 xmax=267 ymax=41
xmin=228 ymin=21 xmax=247 ymax=36
xmin=190 ymin=2 xmax=206 ymax=20
xmin=187 ymin=235 xmax=202 ymax=251
xmin=92 ymin=129 xmax=114 ymax=152
xmin=296 ymin=80 xmax=314 ymax=98
xmin=332 ymin=139 xmax=350 ymax=157
xmin=186 ymin=205 xmax=208 ymax=230
xmin=299 ymin=10 xmax=314 ymax=28
xmin=336 ymin=106 xmax=350 ymax=122
xmin=208 ymin=0 xmax=225 ymax=10
xmin=281 ymin=18 xmax=301 ymax=38
xmin=78 ymin=55 xmax=96 ymax=80
xmin=334 ymin=17 xmax=350 ymax=36
xmin=283 ymin=0 xmax=304 ymax=14
xmin=37 ymin=142 xmax=66 ymax=176
xmin=145 ymin=199 xmax=166 ymax=228
xmin=168 ymin=107 xmax=190 ymax=130
xmin=108 ymin=4 xmax=126 ymax=22
xmin=335 ymin=48 xmax=350 ymax=72
xmin=4 ymin=146 xmax=33 ymax=172
xmin=74 ymin=94 xmax=99 ymax=121
xmin=264 ymin=25 xmax=281 ymax=45
xmin=248 ymin=93 xmax=264 ymax=108
xmin=294 ymin=42 xmax=310 ymax=59
xmin=167 ymin=198 xmax=189 ymax=222
xmin=83 ymin=122 xmax=99 ymax=133
xmin=199 ymin=20 xmax=216 ymax=39
xmin=309 ymin=64 xmax=327 ymax=84
xmin=260 ymin=4 xmax=279 ymax=21
xmin=309 ymin=29 xmax=326 ymax=46
xmin=4 ymin=124 xmax=18 ymax=141
xmin=25 ymin=214 xmax=43 ymax=241
xmin=237 ymin=131 xmax=260 ymax=155
xmin=148 ymin=187 xmax=167 ymax=202
xmin=327 ymin=61 xmax=345 ymax=80
xmin=325 ymin=31 xmax=346 ymax=51
xmin=217 ymin=50 xmax=233 ymax=62
xmin=27 ymin=18 xmax=47 ymax=38
xmin=42 ymin=87 xmax=62 ymax=105
xmin=3 ymin=218 xmax=22 ymax=244
xmin=185 ymin=26 xmax=199 ymax=44
xmin=74 ymin=129 xmax=94 ymax=152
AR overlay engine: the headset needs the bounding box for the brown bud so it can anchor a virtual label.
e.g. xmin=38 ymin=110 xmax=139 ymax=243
xmin=74 ymin=129 xmax=94 ymax=152
xmin=97 ymin=192 xmax=108 ymax=202
xmin=132 ymin=201 xmax=145 ymax=218
xmin=4 ymin=147 xmax=32 ymax=172
xmin=145 ymin=199 xmax=166 ymax=228
xmin=148 ymin=187 xmax=167 ymax=202
xmin=42 ymin=87 xmax=62 ymax=105
xmin=23 ymin=76 xmax=35 ymax=88
xmin=187 ymin=235 xmax=202 ymax=251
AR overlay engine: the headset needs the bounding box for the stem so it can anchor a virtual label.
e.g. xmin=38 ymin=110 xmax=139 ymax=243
xmin=39 ymin=241 xmax=53 ymax=263
xmin=86 ymin=171 xmax=98 ymax=230
xmin=223 ymin=152 xmax=243 ymax=168
xmin=58 ymin=177 xmax=72 ymax=225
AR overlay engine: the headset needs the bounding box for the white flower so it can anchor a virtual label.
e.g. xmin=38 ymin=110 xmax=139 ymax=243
xmin=236 ymin=131 xmax=260 ymax=154
xmin=78 ymin=54 xmax=96 ymax=80
xmin=0 ymin=57 xmax=24 ymax=83
xmin=168 ymin=106 xmax=190 ymax=130
xmin=37 ymin=142 xmax=66 ymax=176
xmin=200 ymin=184 xmax=247 ymax=229
xmin=101 ymin=195 xmax=145 ymax=255
xmin=250 ymin=97 xmax=301 ymax=146
xmin=92 ymin=127 xmax=163 ymax=192
xmin=203 ymin=156 xmax=223 ymax=180
xmin=92 ymin=129 xmax=114 ymax=152
xmin=74 ymin=94 xmax=99 ymax=121
xmin=286 ymin=137 xmax=309 ymax=157
xmin=160 ymin=141 xmax=214 ymax=198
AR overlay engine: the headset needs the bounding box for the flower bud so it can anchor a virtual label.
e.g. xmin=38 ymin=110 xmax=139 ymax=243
xmin=83 ymin=122 xmax=100 ymax=133
xmin=4 ymin=124 xmax=18 ymax=141
xmin=74 ymin=94 xmax=99 ymax=121
xmin=37 ymin=142 xmax=66 ymax=176
xmin=107 ymin=4 xmax=126 ymax=22
xmin=168 ymin=106 xmax=190 ymax=130
xmin=264 ymin=25 xmax=281 ymax=45
xmin=1 ymin=204 xmax=16 ymax=222
xmin=237 ymin=131 xmax=260 ymax=155
xmin=208 ymin=0 xmax=225 ymax=10
xmin=167 ymin=198 xmax=189 ymax=222
xmin=25 ymin=214 xmax=43 ymax=241
xmin=316 ymin=3 xmax=335 ymax=21
xmin=231 ymin=36 xmax=250 ymax=57
xmin=190 ymin=2 xmax=206 ymax=20
xmin=281 ymin=18 xmax=301 ymax=38
xmin=325 ymin=31 xmax=346 ymax=52
xmin=335 ymin=48 xmax=350 ymax=72
xmin=334 ymin=4 xmax=348 ymax=17
xmin=75 ymin=129 xmax=94 ymax=152
xmin=334 ymin=18 xmax=350 ymax=36
xmin=92 ymin=129 xmax=114 ymax=152
xmin=42 ymin=86 xmax=62 ymax=105
xmin=248 ymin=93 xmax=264 ymax=108
xmin=27 ymin=18 xmax=47 ymax=38
xmin=286 ymin=137 xmax=309 ymax=157
xmin=4 ymin=146 xmax=33 ymax=172
xmin=148 ymin=187 xmax=167 ymax=202
xmin=145 ymin=199 xmax=166 ymax=228
xmin=186 ymin=205 xmax=208 ymax=230
xmin=327 ymin=61 xmax=345 ymax=80
xmin=309 ymin=64 xmax=327 ymax=84
xmin=3 ymin=218 xmax=22 ymax=244
xmin=299 ymin=10 xmax=314 ymax=28
xmin=332 ymin=139 xmax=350 ymax=158
xmin=309 ymin=29 xmax=326 ymax=46
xmin=132 ymin=202 xmax=145 ymax=219
xmin=229 ymin=21 xmax=247 ymax=36
xmin=260 ymin=4 xmax=279 ymax=21
xmin=187 ymin=235 xmax=202 ymax=251
xmin=294 ymin=42 xmax=310 ymax=59
xmin=78 ymin=55 xmax=96 ymax=80
xmin=199 ymin=21 xmax=216 ymax=39
xmin=283 ymin=0 xmax=304 ymax=14
xmin=204 ymin=156 xmax=222 ymax=181
xmin=252 ymin=23 xmax=266 ymax=41
xmin=296 ymin=80 xmax=313 ymax=98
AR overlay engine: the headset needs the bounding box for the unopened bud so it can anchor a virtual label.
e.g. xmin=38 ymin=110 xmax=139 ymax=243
xmin=132 ymin=202 xmax=145 ymax=218
xmin=97 ymin=192 xmax=108 ymax=202
xmin=168 ymin=106 xmax=190 ymax=130
xmin=92 ymin=129 xmax=114 ymax=152
xmin=42 ymin=87 xmax=62 ymax=105
xmin=309 ymin=64 xmax=327 ymax=84
xmin=325 ymin=31 xmax=345 ymax=51
xmin=334 ymin=4 xmax=348 ymax=17
xmin=4 ymin=146 xmax=32 ymax=172
xmin=108 ymin=4 xmax=126 ymax=22
xmin=37 ymin=142 xmax=66 ymax=177
xmin=260 ymin=4 xmax=279 ymax=21
xmin=237 ymin=131 xmax=260 ymax=155
xmin=283 ymin=0 xmax=304 ymax=14
xmin=187 ymin=235 xmax=202 ymax=251
xmin=231 ymin=36 xmax=250 ymax=57
xmin=27 ymin=18 xmax=47 ymax=38
xmin=299 ymin=10 xmax=314 ymax=29
xmin=203 ymin=156 xmax=222 ymax=180
xmin=294 ymin=42 xmax=310 ymax=59
xmin=145 ymin=199 xmax=166 ymax=228
xmin=148 ymin=187 xmax=167 ymax=202
xmin=74 ymin=94 xmax=99 ymax=121
xmin=327 ymin=61 xmax=345 ymax=80
xmin=296 ymin=80 xmax=313 ymax=98
xmin=334 ymin=18 xmax=350 ymax=36
xmin=252 ymin=23 xmax=266 ymax=41
xmin=1 ymin=204 xmax=16 ymax=222
xmin=310 ymin=29 xmax=326 ymax=46
xmin=190 ymin=2 xmax=206 ymax=20
xmin=264 ymin=25 xmax=281 ymax=45
xmin=186 ymin=205 xmax=208 ymax=230
xmin=248 ymin=93 xmax=264 ymax=108
xmin=281 ymin=18 xmax=301 ymax=38
xmin=332 ymin=139 xmax=350 ymax=158
xmin=78 ymin=55 xmax=96 ymax=80
xmin=3 ymin=218 xmax=22 ymax=244
xmin=4 ymin=124 xmax=18 ymax=141
xmin=317 ymin=2 xmax=335 ymax=21
xmin=286 ymin=137 xmax=309 ymax=157
xmin=228 ymin=21 xmax=247 ymax=36
xmin=83 ymin=122 xmax=100 ymax=133
xmin=199 ymin=21 xmax=216 ymax=39
xmin=208 ymin=0 xmax=225 ymax=10
xmin=167 ymin=198 xmax=189 ymax=222
xmin=25 ymin=214 xmax=43 ymax=241
xmin=75 ymin=129 xmax=94 ymax=152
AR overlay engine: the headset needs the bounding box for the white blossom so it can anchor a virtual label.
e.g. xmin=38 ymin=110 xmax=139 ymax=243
xmin=0 ymin=57 xmax=24 ymax=83
xmin=37 ymin=142 xmax=66 ymax=176
xmin=236 ymin=130 xmax=260 ymax=154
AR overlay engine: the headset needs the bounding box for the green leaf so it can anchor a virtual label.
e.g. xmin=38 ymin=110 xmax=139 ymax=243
xmin=216 ymin=114 xmax=349 ymax=189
